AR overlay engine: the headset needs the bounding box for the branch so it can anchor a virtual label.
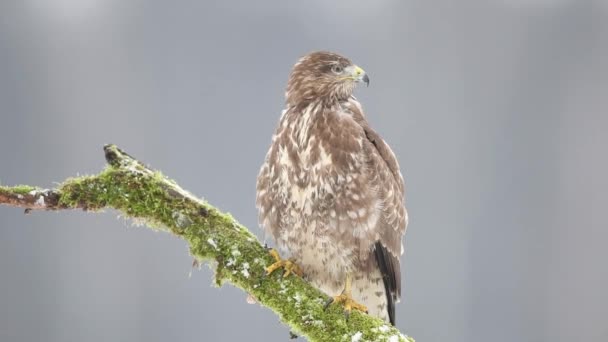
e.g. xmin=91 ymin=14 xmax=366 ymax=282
xmin=0 ymin=145 xmax=414 ymax=342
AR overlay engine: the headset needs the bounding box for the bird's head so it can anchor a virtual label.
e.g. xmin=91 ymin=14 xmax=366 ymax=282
xmin=285 ymin=51 xmax=369 ymax=106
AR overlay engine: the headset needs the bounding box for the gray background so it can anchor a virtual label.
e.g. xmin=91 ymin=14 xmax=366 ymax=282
xmin=1 ymin=1 xmax=607 ymax=341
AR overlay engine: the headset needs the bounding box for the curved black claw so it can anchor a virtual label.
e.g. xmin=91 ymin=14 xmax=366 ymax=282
xmin=323 ymin=297 xmax=334 ymax=310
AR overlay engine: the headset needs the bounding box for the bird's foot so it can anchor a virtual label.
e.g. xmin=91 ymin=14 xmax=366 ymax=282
xmin=265 ymin=249 xmax=303 ymax=278
xmin=324 ymin=292 xmax=368 ymax=319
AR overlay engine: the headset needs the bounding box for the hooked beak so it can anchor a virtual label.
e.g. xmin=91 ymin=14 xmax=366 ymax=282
xmin=353 ymin=65 xmax=370 ymax=87
xmin=346 ymin=65 xmax=370 ymax=86
xmin=361 ymin=73 xmax=370 ymax=87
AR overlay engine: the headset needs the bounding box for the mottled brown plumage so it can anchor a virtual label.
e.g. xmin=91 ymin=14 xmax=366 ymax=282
xmin=256 ymin=51 xmax=407 ymax=324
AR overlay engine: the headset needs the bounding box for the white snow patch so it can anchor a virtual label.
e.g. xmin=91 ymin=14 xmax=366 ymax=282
xmin=17 ymin=194 xmax=23 ymax=199
xmin=313 ymin=297 xmax=325 ymax=305
xmin=378 ymin=325 xmax=390 ymax=333
xmin=312 ymin=320 xmax=324 ymax=327
xmin=28 ymin=190 xmax=37 ymax=196
xmin=351 ymin=331 xmax=363 ymax=342
xmin=35 ymin=196 xmax=45 ymax=206
xmin=172 ymin=211 xmax=190 ymax=227
xmin=241 ymin=269 xmax=250 ymax=278
xmin=293 ymin=292 xmax=303 ymax=307
xmin=207 ymin=238 xmax=218 ymax=249
xmin=388 ymin=336 xmax=399 ymax=342
xmin=231 ymin=249 xmax=241 ymax=257
xmin=302 ymin=313 xmax=324 ymax=327
xmin=226 ymin=258 xmax=236 ymax=267
xmin=241 ymin=262 xmax=250 ymax=278
xmin=124 ymin=162 xmax=143 ymax=175
xmin=279 ymin=282 xmax=288 ymax=294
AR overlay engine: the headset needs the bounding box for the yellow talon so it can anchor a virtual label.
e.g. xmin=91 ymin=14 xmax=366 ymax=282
xmin=328 ymin=293 xmax=368 ymax=313
xmin=324 ymin=273 xmax=368 ymax=318
xmin=265 ymin=249 xmax=303 ymax=278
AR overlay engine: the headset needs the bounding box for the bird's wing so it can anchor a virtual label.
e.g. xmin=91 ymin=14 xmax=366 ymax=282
xmin=366 ymin=127 xmax=407 ymax=325
xmin=347 ymin=98 xmax=407 ymax=325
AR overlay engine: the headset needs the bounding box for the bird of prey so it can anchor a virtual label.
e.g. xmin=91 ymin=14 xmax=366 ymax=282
xmin=256 ymin=51 xmax=407 ymax=325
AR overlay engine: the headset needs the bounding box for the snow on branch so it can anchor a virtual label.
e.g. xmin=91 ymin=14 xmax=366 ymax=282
xmin=0 ymin=144 xmax=413 ymax=342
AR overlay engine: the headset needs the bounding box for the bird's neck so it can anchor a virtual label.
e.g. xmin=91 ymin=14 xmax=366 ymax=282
xmin=286 ymin=88 xmax=351 ymax=110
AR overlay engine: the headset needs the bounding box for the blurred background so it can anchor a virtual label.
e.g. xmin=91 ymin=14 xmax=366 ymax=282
xmin=1 ymin=1 xmax=607 ymax=341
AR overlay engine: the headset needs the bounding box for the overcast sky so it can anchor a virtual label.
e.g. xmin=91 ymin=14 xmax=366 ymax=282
xmin=1 ymin=1 xmax=607 ymax=341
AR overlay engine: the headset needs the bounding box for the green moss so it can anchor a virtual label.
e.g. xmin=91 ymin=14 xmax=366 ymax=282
xmin=1 ymin=145 xmax=414 ymax=342
xmin=2 ymin=184 xmax=38 ymax=195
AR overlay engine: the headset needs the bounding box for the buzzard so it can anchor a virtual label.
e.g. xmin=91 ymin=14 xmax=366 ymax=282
xmin=256 ymin=51 xmax=407 ymax=325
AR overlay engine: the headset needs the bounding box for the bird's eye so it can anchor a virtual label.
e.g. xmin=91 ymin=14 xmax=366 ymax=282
xmin=331 ymin=65 xmax=343 ymax=74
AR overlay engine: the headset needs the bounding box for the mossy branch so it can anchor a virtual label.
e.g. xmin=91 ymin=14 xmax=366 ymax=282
xmin=0 ymin=144 xmax=413 ymax=342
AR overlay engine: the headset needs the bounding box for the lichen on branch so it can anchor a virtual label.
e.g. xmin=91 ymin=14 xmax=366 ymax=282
xmin=0 ymin=144 xmax=413 ymax=342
